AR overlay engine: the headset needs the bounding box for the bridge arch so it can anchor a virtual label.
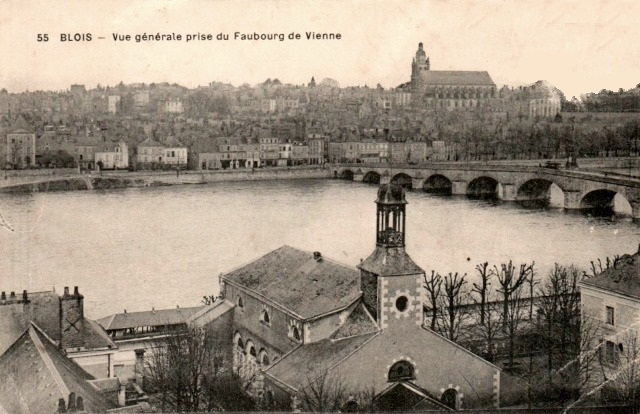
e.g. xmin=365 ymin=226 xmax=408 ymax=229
xmin=467 ymin=176 xmax=499 ymax=199
xmin=516 ymin=178 xmax=565 ymax=208
xmin=390 ymin=173 xmax=413 ymax=189
xmin=338 ymin=169 xmax=354 ymax=180
xmin=580 ymin=189 xmax=632 ymax=217
xmin=423 ymin=174 xmax=452 ymax=195
xmin=363 ymin=171 xmax=381 ymax=185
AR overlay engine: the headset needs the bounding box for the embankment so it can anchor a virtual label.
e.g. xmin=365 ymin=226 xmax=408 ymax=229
xmin=0 ymin=167 xmax=331 ymax=193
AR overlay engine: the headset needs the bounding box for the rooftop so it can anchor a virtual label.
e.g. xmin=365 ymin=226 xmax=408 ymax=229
xmin=358 ymin=246 xmax=424 ymax=277
xmin=222 ymin=245 xmax=361 ymax=320
xmin=264 ymin=331 xmax=378 ymax=391
xmin=581 ymin=251 xmax=640 ymax=299
xmin=0 ymin=325 xmax=116 ymax=414
xmin=98 ymin=306 xmax=204 ymax=331
xmin=419 ymin=70 xmax=495 ymax=87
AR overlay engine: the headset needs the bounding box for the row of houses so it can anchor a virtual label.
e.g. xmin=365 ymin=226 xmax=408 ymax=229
xmin=4 ymin=124 xmax=189 ymax=170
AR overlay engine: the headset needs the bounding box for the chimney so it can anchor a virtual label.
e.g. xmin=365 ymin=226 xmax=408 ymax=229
xmin=10 ymin=291 xmax=15 ymax=299
xmin=1 ymin=292 xmax=5 ymax=301
xmin=60 ymin=286 xmax=85 ymax=350
xmin=22 ymin=290 xmax=28 ymax=301
xmin=313 ymin=251 xmax=322 ymax=261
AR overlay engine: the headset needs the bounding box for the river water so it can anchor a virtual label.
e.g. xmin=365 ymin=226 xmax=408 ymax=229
xmin=1 ymin=178 xmax=639 ymax=319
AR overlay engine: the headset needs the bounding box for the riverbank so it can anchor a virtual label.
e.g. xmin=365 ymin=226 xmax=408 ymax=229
xmin=0 ymin=166 xmax=332 ymax=193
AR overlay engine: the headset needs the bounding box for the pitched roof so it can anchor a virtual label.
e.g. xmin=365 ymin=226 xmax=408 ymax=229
xmin=419 ymin=70 xmax=495 ymax=86
xmin=374 ymin=381 xmax=452 ymax=411
xmin=264 ymin=332 xmax=378 ymax=391
xmin=137 ymin=137 xmax=164 ymax=148
xmin=98 ymin=306 xmax=204 ymax=331
xmin=358 ymin=246 xmax=424 ymax=277
xmin=222 ymin=246 xmax=361 ymax=319
xmin=580 ymin=252 xmax=640 ymax=299
xmin=0 ymin=325 xmax=116 ymax=414
xmin=330 ymin=303 xmax=378 ymax=340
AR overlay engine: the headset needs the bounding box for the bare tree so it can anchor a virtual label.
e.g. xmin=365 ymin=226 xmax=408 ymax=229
xmin=300 ymin=370 xmax=347 ymax=412
xmin=470 ymin=290 xmax=502 ymax=362
xmin=472 ymin=262 xmax=491 ymax=326
xmin=423 ymin=271 xmax=442 ymax=331
xmin=143 ymin=324 xmax=252 ymax=412
xmin=495 ymin=261 xmax=534 ymax=367
xmin=437 ymin=272 xmax=470 ymax=341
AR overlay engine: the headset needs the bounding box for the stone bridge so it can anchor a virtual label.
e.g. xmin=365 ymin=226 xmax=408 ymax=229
xmin=332 ymin=163 xmax=640 ymax=219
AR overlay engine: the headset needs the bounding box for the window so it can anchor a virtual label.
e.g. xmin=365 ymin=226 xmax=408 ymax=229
xmin=606 ymin=306 xmax=615 ymax=326
xmin=604 ymin=340 xmax=619 ymax=365
xmin=388 ymin=360 xmax=415 ymax=382
xmin=396 ymin=296 xmax=409 ymax=312
xmin=260 ymin=309 xmax=271 ymax=325
xmin=290 ymin=325 xmax=301 ymax=342
xmin=237 ymin=296 xmax=243 ymax=308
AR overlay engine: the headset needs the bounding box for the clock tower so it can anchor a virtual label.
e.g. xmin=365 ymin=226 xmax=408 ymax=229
xmin=358 ymin=184 xmax=425 ymax=330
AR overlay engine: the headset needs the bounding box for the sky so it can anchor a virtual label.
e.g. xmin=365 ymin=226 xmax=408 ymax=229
xmin=0 ymin=0 xmax=639 ymax=98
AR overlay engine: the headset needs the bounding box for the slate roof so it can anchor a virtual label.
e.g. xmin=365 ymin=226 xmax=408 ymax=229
xmin=358 ymin=246 xmax=424 ymax=277
xmin=419 ymin=70 xmax=496 ymax=86
xmin=0 ymin=325 xmax=116 ymax=414
xmin=330 ymin=303 xmax=378 ymax=340
xmin=264 ymin=331 xmax=378 ymax=391
xmin=98 ymin=306 xmax=203 ymax=331
xmin=222 ymin=245 xmax=361 ymax=319
xmin=581 ymin=252 xmax=640 ymax=299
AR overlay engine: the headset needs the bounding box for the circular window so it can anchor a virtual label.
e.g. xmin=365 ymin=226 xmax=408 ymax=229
xmin=395 ymin=296 xmax=409 ymax=312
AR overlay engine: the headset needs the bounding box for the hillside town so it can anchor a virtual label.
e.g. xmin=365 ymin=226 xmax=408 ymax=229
xmin=2 ymin=43 xmax=640 ymax=173
xmin=2 ymin=40 xmax=640 ymax=413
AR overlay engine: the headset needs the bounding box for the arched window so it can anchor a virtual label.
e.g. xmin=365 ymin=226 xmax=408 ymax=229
xmin=259 ymin=349 xmax=270 ymax=366
xmin=261 ymin=309 xmax=270 ymax=325
xmin=237 ymin=338 xmax=244 ymax=349
xmin=388 ymin=360 xmax=415 ymax=382
xmin=237 ymin=296 xmax=243 ymax=308
xmin=249 ymin=346 xmax=257 ymax=358
xmin=441 ymin=388 xmax=458 ymax=410
xmin=290 ymin=325 xmax=301 ymax=342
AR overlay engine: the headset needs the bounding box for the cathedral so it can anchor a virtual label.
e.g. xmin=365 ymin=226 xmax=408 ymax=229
xmin=410 ymin=42 xmax=497 ymax=110
xmin=207 ymin=184 xmax=502 ymax=411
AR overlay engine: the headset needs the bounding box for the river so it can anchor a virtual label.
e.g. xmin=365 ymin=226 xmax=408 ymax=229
xmin=1 ymin=178 xmax=639 ymax=319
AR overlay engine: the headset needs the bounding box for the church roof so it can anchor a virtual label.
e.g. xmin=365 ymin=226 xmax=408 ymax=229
xmin=419 ymin=70 xmax=495 ymax=86
xmin=264 ymin=331 xmax=378 ymax=391
xmin=222 ymin=245 xmax=361 ymax=320
xmin=0 ymin=325 xmax=116 ymax=414
xmin=358 ymin=246 xmax=424 ymax=277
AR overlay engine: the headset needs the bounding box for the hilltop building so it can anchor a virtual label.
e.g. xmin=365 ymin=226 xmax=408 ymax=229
xmin=204 ymin=184 xmax=501 ymax=411
xmin=409 ymin=42 xmax=497 ymax=110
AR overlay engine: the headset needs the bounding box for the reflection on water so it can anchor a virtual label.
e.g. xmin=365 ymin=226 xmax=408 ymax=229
xmin=1 ymin=179 xmax=639 ymax=319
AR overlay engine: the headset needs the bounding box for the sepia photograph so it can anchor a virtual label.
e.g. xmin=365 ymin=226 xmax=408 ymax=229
xmin=1 ymin=0 xmax=640 ymax=412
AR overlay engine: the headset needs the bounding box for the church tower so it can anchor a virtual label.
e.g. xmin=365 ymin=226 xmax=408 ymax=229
xmin=358 ymin=184 xmax=425 ymax=330
xmin=411 ymin=42 xmax=430 ymax=91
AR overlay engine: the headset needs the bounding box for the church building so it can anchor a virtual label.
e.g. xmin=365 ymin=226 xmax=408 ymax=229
xmin=213 ymin=184 xmax=501 ymax=411
xmin=410 ymin=42 xmax=497 ymax=110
